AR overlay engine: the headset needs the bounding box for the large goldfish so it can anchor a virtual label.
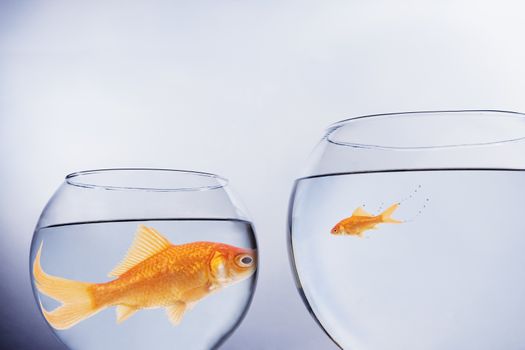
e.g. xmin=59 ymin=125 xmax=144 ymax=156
xmin=330 ymin=203 xmax=402 ymax=237
xmin=33 ymin=225 xmax=257 ymax=330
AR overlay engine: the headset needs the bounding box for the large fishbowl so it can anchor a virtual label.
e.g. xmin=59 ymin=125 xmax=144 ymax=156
xmin=30 ymin=169 xmax=258 ymax=350
xmin=288 ymin=111 xmax=525 ymax=349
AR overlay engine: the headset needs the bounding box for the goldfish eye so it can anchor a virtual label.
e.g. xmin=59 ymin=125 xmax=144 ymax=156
xmin=236 ymin=255 xmax=254 ymax=267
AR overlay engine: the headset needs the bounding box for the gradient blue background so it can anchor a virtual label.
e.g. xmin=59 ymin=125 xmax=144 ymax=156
xmin=1 ymin=1 xmax=525 ymax=349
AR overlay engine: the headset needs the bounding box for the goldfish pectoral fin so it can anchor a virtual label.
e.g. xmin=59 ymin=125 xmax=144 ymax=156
xmin=108 ymin=225 xmax=172 ymax=278
xmin=210 ymin=251 xmax=228 ymax=283
xmin=116 ymin=305 xmax=138 ymax=324
xmin=166 ymin=302 xmax=187 ymax=326
xmin=352 ymin=207 xmax=373 ymax=217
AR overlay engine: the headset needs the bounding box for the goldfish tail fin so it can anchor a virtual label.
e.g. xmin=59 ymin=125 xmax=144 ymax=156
xmin=33 ymin=242 xmax=102 ymax=330
xmin=380 ymin=203 xmax=402 ymax=224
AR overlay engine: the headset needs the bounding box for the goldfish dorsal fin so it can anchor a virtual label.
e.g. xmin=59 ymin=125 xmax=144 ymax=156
xmin=166 ymin=301 xmax=187 ymax=326
xmin=352 ymin=207 xmax=373 ymax=217
xmin=108 ymin=225 xmax=172 ymax=277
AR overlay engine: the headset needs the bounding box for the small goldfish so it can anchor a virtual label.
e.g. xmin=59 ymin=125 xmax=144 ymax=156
xmin=330 ymin=203 xmax=402 ymax=237
xmin=33 ymin=225 xmax=257 ymax=330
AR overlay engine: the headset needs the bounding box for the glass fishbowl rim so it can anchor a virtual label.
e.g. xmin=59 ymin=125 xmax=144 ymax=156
xmin=65 ymin=168 xmax=229 ymax=192
xmin=326 ymin=109 xmax=525 ymax=150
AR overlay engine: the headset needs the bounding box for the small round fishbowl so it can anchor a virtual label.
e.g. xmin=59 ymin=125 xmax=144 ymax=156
xmin=288 ymin=111 xmax=525 ymax=349
xmin=30 ymin=168 xmax=258 ymax=350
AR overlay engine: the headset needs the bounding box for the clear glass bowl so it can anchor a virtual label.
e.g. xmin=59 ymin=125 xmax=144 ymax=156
xmin=288 ymin=111 xmax=525 ymax=349
xmin=30 ymin=168 xmax=258 ymax=350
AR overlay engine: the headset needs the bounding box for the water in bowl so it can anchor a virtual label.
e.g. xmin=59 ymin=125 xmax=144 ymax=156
xmin=290 ymin=169 xmax=525 ymax=350
xmin=31 ymin=219 xmax=257 ymax=350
